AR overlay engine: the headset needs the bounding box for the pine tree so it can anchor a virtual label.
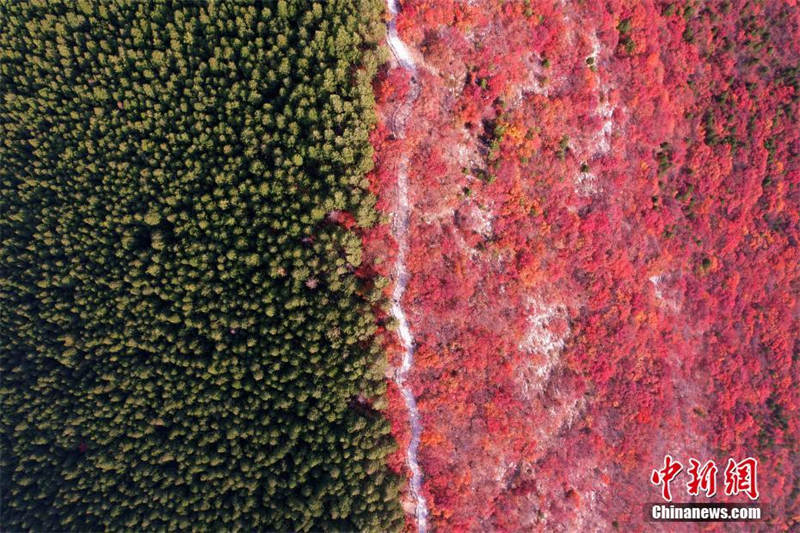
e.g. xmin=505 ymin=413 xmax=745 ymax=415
xmin=0 ymin=0 xmax=401 ymax=530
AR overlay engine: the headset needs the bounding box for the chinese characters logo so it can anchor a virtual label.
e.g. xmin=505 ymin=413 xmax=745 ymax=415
xmin=651 ymin=456 xmax=759 ymax=501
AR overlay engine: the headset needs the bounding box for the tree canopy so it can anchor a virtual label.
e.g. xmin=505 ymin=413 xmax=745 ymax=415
xmin=0 ymin=1 xmax=403 ymax=530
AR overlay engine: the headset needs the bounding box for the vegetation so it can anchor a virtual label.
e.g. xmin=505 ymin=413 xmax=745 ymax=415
xmin=374 ymin=0 xmax=798 ymax=529
xmin=0 ymin=1 xmax=404 ymax=531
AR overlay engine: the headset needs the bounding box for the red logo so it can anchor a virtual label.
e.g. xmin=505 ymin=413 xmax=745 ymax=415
xmin=651 ymin=455 xmax=683 ymax=502
xmin=651 ymin=456 xmax=759 ymax=501
xmin=723 ymin=457 xmax=759 ymax=500
xmin=686 ymin=458 xmax=718 ymax=497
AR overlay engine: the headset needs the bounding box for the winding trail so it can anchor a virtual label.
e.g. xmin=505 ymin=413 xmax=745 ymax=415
xmin=384 ymin=1 xmax=429 ymax=532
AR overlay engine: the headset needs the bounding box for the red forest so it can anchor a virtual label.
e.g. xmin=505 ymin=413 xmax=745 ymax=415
xmin=365 ymin=0 xmax=799 ymax=530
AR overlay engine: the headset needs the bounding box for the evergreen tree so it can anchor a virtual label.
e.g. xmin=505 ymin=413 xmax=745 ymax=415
xmin=0 ymin=1 xmax=403 ymax=530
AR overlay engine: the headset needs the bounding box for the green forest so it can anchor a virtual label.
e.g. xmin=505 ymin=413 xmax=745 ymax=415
xmin=0 ymin=1 xmax=404 ymax=530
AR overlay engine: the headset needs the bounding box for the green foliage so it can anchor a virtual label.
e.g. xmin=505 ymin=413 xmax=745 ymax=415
xmin=0 ymin=0 xmax=402 ymax=531
xmin=617 ymin=17 xmax=636 ymax=54
xmin=655 ymin=142 xmax=674 ymax=174
xmin=556 ymin=135 xmax=570 ymax=160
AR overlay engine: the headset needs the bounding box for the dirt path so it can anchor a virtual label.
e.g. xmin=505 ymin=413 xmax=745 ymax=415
xmin=385 ymin=1 xmax=429 ymax=531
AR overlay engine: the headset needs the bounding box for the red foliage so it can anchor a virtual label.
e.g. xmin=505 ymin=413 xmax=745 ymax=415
xmin=368 ymin=0 xmax=800 ymax=530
